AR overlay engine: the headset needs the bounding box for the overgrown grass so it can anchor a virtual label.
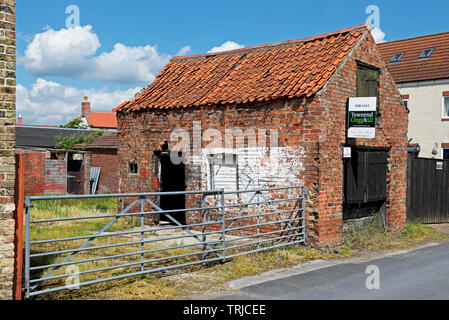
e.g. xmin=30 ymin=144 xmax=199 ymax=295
xmin=32 ymin=197 xmax=117 ymax=215
xmin=343 ymin=220 xmax=446 ymax=250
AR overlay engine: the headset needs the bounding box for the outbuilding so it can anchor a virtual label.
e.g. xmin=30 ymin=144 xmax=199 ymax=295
xmin=115 ymin=24 xmax=408 ymax=246
xmin=15 ymin=125 xmax=92 ymax=196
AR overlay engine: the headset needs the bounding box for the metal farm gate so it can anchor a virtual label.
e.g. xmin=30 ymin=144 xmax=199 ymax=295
xmin=23 ymin=186 xmax=306 ymax=298
xmin=407 ymin=155 xmax=449 ymax=223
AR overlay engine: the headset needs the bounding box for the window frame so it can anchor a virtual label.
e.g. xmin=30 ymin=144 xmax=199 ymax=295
xmin=442 ymin=95 xmax=449 ymax=120
xmin=442 ymin=148 xmax=449 ymax=160
xmin=128 ymin=162 xmax=138 ymax=174
xmin=389 ymin=52 xmax=404 ymax=63
xmin=207 ymin=153 xmax=239 ymax=191
xmin=418 ymin=48 xmax=434 ymax=59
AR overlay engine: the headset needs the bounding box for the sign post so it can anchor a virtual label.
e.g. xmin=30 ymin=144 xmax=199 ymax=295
xmin=347 ymin=97 xmax=377 ymax=139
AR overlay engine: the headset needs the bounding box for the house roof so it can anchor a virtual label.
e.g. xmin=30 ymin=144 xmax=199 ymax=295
xmin=84 ymin=111 xmax=117 ymax=128
xmin=378 ymin=31 xmax=449 ymax=83
xmin=116 ymin=24 xmax=369 ymax=112
xmin=74 ymin=132 xmax=118 ymax=149
xmin=16 ymin=126 xmax=93 ymax=149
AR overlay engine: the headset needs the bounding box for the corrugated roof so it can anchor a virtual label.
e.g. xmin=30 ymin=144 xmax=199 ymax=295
xmin=378 ymin=31 xmax=449 ymax=83
xmin=116 ymin=24 xmax=369 ymax=112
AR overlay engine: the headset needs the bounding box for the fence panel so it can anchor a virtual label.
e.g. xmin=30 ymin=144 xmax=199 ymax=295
xmin=407 ymin=156 xmax=449 ymax=223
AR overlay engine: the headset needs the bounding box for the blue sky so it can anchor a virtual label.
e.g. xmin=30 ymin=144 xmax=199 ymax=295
xmin=15 ymin=0 xmax=449 ymax=125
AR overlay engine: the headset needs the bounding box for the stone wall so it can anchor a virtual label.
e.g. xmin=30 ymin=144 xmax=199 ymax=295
xmin=0 ymin=0 xmax=15 ymax=300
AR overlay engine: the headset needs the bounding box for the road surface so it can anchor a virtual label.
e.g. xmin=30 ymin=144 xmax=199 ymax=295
xmin=218 ymin=242 xmax=449 ymax=300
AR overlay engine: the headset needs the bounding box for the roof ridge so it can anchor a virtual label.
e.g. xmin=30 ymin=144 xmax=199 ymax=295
xmin=89 ymin=111 xmax=115 ymax=114
xmin=378 ymin=30 xmax=449 ymax=46
xmin=171 ymin=24 xmax=369 ymax=61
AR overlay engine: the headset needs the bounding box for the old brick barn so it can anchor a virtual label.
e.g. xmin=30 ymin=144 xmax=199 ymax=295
xmin=115 ymin=24 xmax=408 ymax=246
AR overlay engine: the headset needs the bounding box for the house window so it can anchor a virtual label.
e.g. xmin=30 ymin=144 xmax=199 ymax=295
xmin=443 ymin=149 xmax=449 ymax=160
xmin=208 ymin=153 xmax=238 ymax=191
xmin=443 ymin=95 xmax=449 ymax=119
xmin=418 ymin=48 xmax=434 ymax=59
xmin=389 ymin=52 xmax=404 ymax=63
xmin=129 ymin=162 xmax=138 ymax=174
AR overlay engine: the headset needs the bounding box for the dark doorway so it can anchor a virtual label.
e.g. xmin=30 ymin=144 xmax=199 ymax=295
xmin=157 ymin=153 xmax=186 ymax=224
xmin=67 ymin=153 xmax=84 ymax=195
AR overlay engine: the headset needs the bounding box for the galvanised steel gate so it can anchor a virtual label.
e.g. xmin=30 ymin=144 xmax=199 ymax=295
xmin=24 ymin=186 xmax=306 ymax=298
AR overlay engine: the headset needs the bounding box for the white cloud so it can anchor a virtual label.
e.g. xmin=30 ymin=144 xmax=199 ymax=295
xmin=92 ymin=43 xmax=169 ymax=84
xmin=177 ymin=45 xmax=192 ymax=56
xmin=207 ymin=41 xmax=245 ymax=53
xmin=371 ymin=27 xmax=386 ymax=44
xmin=20 ymin=26 xmax=101 ymax=78
xmin=19 ymin=25 xmax=173 ymax=85
xmin=17 ymin=78 xmax=141 ymax=125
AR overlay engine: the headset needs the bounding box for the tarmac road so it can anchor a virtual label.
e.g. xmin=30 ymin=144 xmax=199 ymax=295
xmin=218 ymin=242 xmax=449 ymax=300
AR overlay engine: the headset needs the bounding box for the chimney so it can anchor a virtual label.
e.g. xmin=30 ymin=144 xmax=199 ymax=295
xmin=18 ymin=114 xmax=22 ymax=125
xmin=82 ymin=96 xmax=91 ymax=117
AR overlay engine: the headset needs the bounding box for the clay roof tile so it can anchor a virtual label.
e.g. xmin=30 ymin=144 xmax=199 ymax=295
xmin=116 ymin=24 xmax=368 ymax=111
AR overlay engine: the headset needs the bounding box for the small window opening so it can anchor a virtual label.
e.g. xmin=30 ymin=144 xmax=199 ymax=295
xmin=129 ymin=162 xmax=138 ymax=174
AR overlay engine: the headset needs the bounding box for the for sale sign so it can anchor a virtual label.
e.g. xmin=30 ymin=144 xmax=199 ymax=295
xmin=347 ymin=97 xmax=377 ymax=139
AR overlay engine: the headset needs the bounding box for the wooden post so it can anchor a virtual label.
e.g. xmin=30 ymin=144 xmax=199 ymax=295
xmin=13 ymin=154 xmax=24 ymax=300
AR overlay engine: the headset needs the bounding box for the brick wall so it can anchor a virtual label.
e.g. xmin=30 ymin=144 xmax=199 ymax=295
xmin=116 ymin=29 xmax=408 ymax=246
xmin=15 ymin=149 xmax=45 ymax=196
xmin=15 ymin=150 xmax=68 ymax=196
xmin=89 ymin=149 xmax=118 ymax=193
xmin=307 ymin=31 xmax=408 ymax=245
xmin=0 ymin=0 xmax=15 ymax=299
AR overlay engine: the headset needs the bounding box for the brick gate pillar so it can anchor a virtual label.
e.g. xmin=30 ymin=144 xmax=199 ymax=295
xmin=0 ymin=0 xmax=16 ymax=300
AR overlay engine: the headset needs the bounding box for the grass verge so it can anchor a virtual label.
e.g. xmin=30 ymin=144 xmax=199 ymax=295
xmin=343 ymin=220 xmax=447 ymax=250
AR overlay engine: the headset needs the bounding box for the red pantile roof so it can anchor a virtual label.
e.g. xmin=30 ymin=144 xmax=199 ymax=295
xmin=74 ymin=132 xmax=118 ymax=149
xmin=378 ymin=31 xmax=449 ymax=83
xmin=84 ymin=111 xmax=117 ymax=129
xmin=116 ymin=24 xmax=369 ymax=112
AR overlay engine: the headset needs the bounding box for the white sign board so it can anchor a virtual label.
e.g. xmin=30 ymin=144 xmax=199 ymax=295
xmin=347 ymin=97 xmax=377 ymax=139
xmin=343 ymin=147 xmax=351 ymax=158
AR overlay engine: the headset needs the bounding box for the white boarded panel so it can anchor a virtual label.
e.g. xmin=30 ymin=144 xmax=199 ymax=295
xmin=212 ymin=164 xmax=238 ymax=192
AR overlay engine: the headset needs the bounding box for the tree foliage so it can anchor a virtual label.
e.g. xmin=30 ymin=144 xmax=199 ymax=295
xmin=61 ymin=118 xmax=90 ymax=129
xmin=55 ymin=131 xmax=104 ymax=150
